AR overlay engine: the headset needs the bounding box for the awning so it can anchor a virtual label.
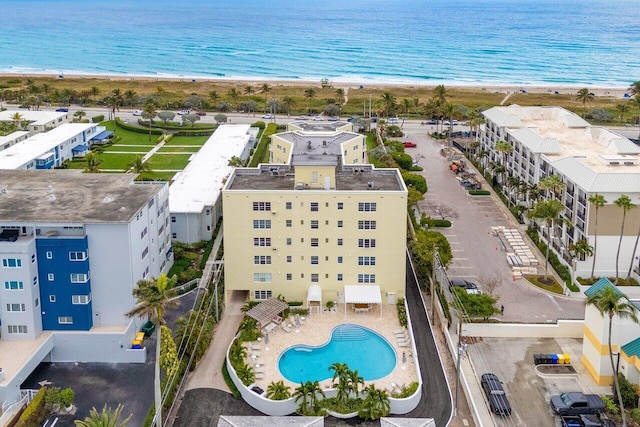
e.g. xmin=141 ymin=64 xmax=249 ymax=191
xmin=307 ymin=285 xmax=322 ymax=302
xmin=344 ymin=285 xmax=382 ymax=304
xmin=90 ymin=130 xmax=113 ymax=141
xmin=245 ymin=298 xmax=289 ymax=327
xmin=72 ymin=144 xmax=89 ymax=153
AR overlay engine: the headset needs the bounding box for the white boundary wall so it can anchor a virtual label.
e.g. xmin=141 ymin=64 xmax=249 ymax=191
xmin=461 ymin=320 xmax=584 ymax=339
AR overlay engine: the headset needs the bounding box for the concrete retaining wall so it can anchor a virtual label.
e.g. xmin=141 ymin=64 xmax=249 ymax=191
xmin=461 ymin=320 xmax=584 ymax=338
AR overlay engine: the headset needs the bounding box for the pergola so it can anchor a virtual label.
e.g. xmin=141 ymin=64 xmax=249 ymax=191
xmin=344 ymin=285 xmax=382 ymax=316
xmin=245 ymin=298 xmax=289 ymax=327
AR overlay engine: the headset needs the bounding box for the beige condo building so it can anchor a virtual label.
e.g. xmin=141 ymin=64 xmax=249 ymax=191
xmin=222 ymin=122 xmax=408 ymax=307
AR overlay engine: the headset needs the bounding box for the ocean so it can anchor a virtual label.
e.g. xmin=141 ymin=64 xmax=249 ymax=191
xmin=0 ymin=0 xmax=638 ymax=87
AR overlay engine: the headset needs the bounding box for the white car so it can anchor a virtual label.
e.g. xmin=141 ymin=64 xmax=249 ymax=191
xmin=132 ymin=110 xmax=143 ymax=116
xmin=262 ymin=114 xmax=273 ymax=119
xmin=177 ymin=109 xmax=191 ymax=115
xmin=388 ymin=118 xmax=400 ymax=124
xmin=313 ymin=115 xmax=324 ymax=121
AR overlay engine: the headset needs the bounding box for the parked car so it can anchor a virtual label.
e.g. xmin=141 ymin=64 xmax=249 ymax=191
xmin=426 ymin=119 xmax=437 ymax=125
xmin=328 ymin=116 xmax=339 ymax=121
xmin=313 ymin=115 xmax=324 ymax=121
xmin=177 ymin=109 xmax=191 ymax=115
xmin=132 ymin=110 xmax=143 ymax=116
xmin=450 ymin=279 xmax=480 ymax=295
xmin=387 ymin=117 xmax=400 ymax=124
xmin=480 ymin=373 xmax=512 ymax=416
xmin=55 ymin=108 xmax=68 ymax=112
xmin=550 ymin=392 xmax=606 ymax=416
xmin=561 ymin=414 xmax=616 ymax=427
xmin=261 ymin=113 xmax=273 ymax=119
xmin=196 ymin=111 xmax=206 ymax=116
xmin=403 ymin=141 xmax=417 ymax=148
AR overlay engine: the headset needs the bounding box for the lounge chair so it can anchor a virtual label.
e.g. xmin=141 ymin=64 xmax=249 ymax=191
xmin=281 ymin=323 xmax=291 ymax=333
xmin=254 ymin=367 xmax=265 ymax=373
xmin=250 ymin=344 xmax=261 ymax=351
xmin=255 ymin=373 xmax=264 ymax=380
xmin=397 ymin=341 xmax=409 ymax=348
xmin=385 ymin=384 xmax=396 ymax=394
xmin=394 ymin=328 xmax=406 ymax=335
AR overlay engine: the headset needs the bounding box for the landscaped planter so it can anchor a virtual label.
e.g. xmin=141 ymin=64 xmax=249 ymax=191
xmin=325 ymin=409 xmax=359 ymax=419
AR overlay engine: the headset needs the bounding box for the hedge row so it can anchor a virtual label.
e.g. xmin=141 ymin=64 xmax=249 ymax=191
xmin=91 ymin=115 xmax=104 ymax=123
xmin=174 ymin=129 xmax=214 ymax=137
xmin=248 ymin=123 xmax=278 ymax=167
xmin=115 ymin=118 xmax=163 ymax=135
xmin=469 ymin=189 xmax=490 ymax=195
xmin=16 ymin=387 xmax=48 ymax=427
xmin=428 ymin=219 xmax=452 ymax=228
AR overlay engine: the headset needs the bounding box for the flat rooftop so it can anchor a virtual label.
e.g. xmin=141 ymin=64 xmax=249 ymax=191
xmin=0 ymin=124 xmax=97 ymax=169
xmin=226 ymin=166 xmax=405 ymax=192
xmin=0 ymin=170 xmax=165 ymax=223
xmin=169 ymin=125 xmax=253 ymax=213
xmin=278 ymin=131 xmax=360 ymax=166
xmin=0 ymin=109 xmax=69 ymax=125
xmin=0 ymin=130 xmax=29 ymax=146
xmin=288 ymin=120 xmax=351 ymax=132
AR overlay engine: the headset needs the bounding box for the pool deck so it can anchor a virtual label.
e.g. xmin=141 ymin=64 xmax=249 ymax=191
xmin=242 ymin=303 xmax=418 ymax=394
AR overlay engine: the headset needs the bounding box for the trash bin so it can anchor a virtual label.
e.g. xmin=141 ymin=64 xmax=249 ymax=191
xmin=533 ymin=354 xmax=543 ymax=365
xmin=563 ymin=353 xmax=571 ymax=364
xmin=141 ymin=320 xmax=156 ymax=337
xmin=551 ymin=354 xmax=559 ymax=364
xmin=557 ymin=354 xmax=565 ymax=364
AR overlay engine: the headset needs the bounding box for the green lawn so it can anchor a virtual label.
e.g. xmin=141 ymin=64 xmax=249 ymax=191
xmin=157 ymin=146 xmax=201 ymax=153
xmin=165 ymin=135 xmax=209 ymax=146
xmin=146 ymin=154 xmax=192 ymax=170
xmin=102 ymin=121 xmax=161 ymax=145
xmin=136 ymin=171 xmax=177 ymax=182
xmin=99 ymin=153 xmax=140 ymax=170
xmin=102 ymin=145 xmax=153 ymax=153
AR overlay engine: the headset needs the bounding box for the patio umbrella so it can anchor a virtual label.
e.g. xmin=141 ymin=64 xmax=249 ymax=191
xmin=265 ymin=333 xmax=269 ymax=345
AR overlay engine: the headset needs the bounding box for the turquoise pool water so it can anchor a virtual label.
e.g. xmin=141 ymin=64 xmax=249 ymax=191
xmin=278 ymin=324 xmax=396 ymax=384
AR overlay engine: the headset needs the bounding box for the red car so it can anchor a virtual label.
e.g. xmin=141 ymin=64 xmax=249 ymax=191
xmin=196 ymin=111 xmax=207 ymax=116
xmin=403 ymin=141 xmax=417 ymax=148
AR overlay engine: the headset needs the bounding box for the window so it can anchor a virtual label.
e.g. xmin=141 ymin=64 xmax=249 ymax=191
xmin=171 ymin=216 xmax=176 ymax=223
xmin=255 ymin=290 xmax=272 ymax=300
xmin=286 ymin=220 xmax=292 ymax=227
xmin=311 ymin=256 xmax=319 ymax=265
xmin=286 ymin=238 xmax=292 ymax=246
xmin=310 ymin=202 xmax=319 ymax=212
xmin=172 ymin=233 xmax=177 ymax=239
xmin=311 ymin=171 xmax=318 ymax=183
xmin=286 ymin=273 xmax=292 ymax=280
xmin=33 ymin=276 xmax=38 ymax=286
xmin=286 ymin=202 xmax=292 ymax=210
xmin=358 ymin=202 xmax=377 ymax=212
xmin=286 ymin=255 xmax=292 ymax=263
xmin=35 ymin=298 xmax=39 ymax=307
xmin=337 ymin=220 xmax=343 ymax=228
xmin=311 ymin=274 xmax=319 ymax=283
xmin=253 ymin=219 xmax=271 ymax=229
xmin=70 ymin=273 xmax=89 ymax=283
xmin=253 ymin=202 xmax=271 ymax=211
xmin=358 ymin=256 xmax=376 ymax=266
xmin=8 ymin=325 xmax=28 ymax=334
xmin=337 ymin=202 xmax=344 ymax=210
xmin=2 ymin=258 xmax=22 ymax=268
xmin=310 ymin=220 xmax=319 ymax=229
xmin=337 ymin=273 xmax=343 ymax=281
xmin=358 ymin=220 xmax=377 ymax=230
xmin=58 ymin=316 xmax=73 ymax=325
xmin=254 ymin=255 xmax=272 ymax=265
xmin=31 ymin=254 xmax=36 ymax=263
xmin=337 ymin=238 xmax=343 ymax=246
xmin=358 ymin=239 xmax=376 ymax=248
xmin=49 ymin=295 xmax=56 ymax=303
xmin=141 ymin=247 xmax=149 ymax=259
xmin=254 ymin=237 xmax=271 ymax=247
xmin=310 ymin=238 xmax=319 ymax=247
xmin=358 ymin=274 xmax=376 ymax=283
xmin=5 ymin=281 xmax=24 ymax=290
xmin=338 ymin=256 xmax=343 ymax=264
xmin=72 ymin=295 xmax=91 ymax=304
xmin=46 ymin=251 xmax=53 ymax=259
xmin=253 ymin=273 xmax=272 ymax=283
xmin=69 ymin=251 xmax=87 ymax=261
xmin=140 ymin=227 xmax=148 ymax=239
xmin=6 ymin=303 xmax=26 ymax=312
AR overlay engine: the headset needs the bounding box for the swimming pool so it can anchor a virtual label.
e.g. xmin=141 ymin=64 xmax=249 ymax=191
xmin=278 ymin=324 xmax=397 ymax=384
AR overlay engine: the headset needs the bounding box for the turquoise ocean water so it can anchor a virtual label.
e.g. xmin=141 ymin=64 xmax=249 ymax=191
xmin=0 ymin=0 xmax=638 ymax=87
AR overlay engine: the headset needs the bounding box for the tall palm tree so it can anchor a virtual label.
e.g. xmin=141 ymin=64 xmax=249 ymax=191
xmin=380 ymin=92 xmax=396 ymax=118
xmin=90 ymin=86 xmax=100 ymax=102
xmin=266 ymin=380 xmax=291 ymax=400
xmin=576 ymin=88 xmax=594 ymax=117
xmin=401 ymin=98 xmax=412 ymax=125
xmin=244 ymin=85 xmax=254 ymax=97
xmin=528 ymin=199 xmax=566 ymax=280
xmin=107 ymin=89 xmax=123 ymax=130
xmin=569 ymin=239 xmax=593 ymax=286
xmin=358 ymin=385 xmax=390 ymax=420
xmin=74 ymin=403 xmax=132 ymax=427
xmin=539 ymin=174 xmax=565 ymax=201
xmin=329 ymin=362 xmax=350 ymax=403
xmin=433 ymin=84 xmax=447 ymax=103
xmin=627 ymin=223 xmax=640 ymax=281
xmin=588 ymin=193 xmax=607 ymax=280
xmin=347 ymin=369 xmax=364 ymax=398
xmin=11 ymin=112 xmax=24 ymax=128
xmin=84 ymin=152 xmax=102 ymax=173
xmin=614 ymin=195 xmax=635 ymax=282
xmin=227 ymin=88 xmax=240 ymax=109
xmin=142 ymin=101 xmax=157 ymax=141
xmin=586 ymin=285 xmax=639 ymax=427
xmin=616 ymin=103 xmax=630 ymax=124
xmin=335 ymin=88 xmax=345 ymax=105
xmin=293 ymin=380 xmax=325 ymax=415
xmin=126 ymin=274 xmax=178 ymax=427
xmin=304 ymin=88 xmax=316 ymax=114
xmin=261 ymin=83 xmax=271 ymax=112
xmin=281 ymin=96 xmax=295 ymax=116
xmin=124 ymin=89 xmax=137 ymax=107
xmin=494 ymin=140 xmax=514 ymax=189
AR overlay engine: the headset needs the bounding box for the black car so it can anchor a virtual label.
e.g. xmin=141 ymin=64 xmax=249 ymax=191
xmin=481 ymin=373 xmax=512 ymax=416
xmin=450 ymin=279 xmax=480 ymax=295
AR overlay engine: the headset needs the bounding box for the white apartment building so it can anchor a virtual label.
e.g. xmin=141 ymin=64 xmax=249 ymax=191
xmin=0 ymin=110 xmax=71 ymax=135
xmin=0 ymin=131 xmax=29 ymax=152
xmin=480 ymin=105 xmax=640 ymax=280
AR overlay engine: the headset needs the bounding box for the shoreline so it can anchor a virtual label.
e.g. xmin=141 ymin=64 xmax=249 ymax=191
xmin=0 ymin=72 xmax=630 ymax=98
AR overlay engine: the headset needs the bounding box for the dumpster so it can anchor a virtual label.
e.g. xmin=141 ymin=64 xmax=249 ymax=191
xmin=132 ymin=340 xmax=142 ymax=349
xmin=142 ymin=320 xmax=156 ymax=337
xmin=136 ymin=332 xmax=145 ymax=342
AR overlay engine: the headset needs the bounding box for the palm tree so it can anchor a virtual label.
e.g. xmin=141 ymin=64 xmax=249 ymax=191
xmin=142 ymin=101 xmax=157 ymax=141
xmin=616 ymin=103 xmax=630 ymax=124
xmin=74 ymin=403 xmax=132 ymax=427
xmin=628 ymin=81 xmax=640 ymax=96
xmin=266 ymin=380 xmax=291 ymax=400
xmin=261 ymin=83 xmax=271 ymax=112
xmin=358 ymin=385 xmax=390 ymax=420
xmin=236 ymin=364 xmax=255 ymax=386
xmin=380 ymin=92 xmax=396 ymax=118
xmin=329 ymin=362 xmax=350 ymax=403
xmin=401 ymin=98 xmax=412 ymax=126
xmin=433 ymin=84 xmax=447 ymax=103
xmin=281 ymin=96 xmax=295 ymax=116
xmin=335 ymin=88 xmax=345 ymax=105
xmin=588 ymin=193 xmax=607 ymax=280
xmin=84 ymin=152 xmax=102 ymax=173
xmin=539 ymin=174 xmax=565 ymax=201
xmin=569 ymin=239 xmax=594 ymax=287
xmin=347 ymin=369 xmax=364 ymax=398
xmin=586 ymin=285 xmax=639 ymax=427
xmin=126 ymin=273 xmax=177 ymax=427
xmin=494 ymin=140 xmax=514 ymax=189
xmin=208 ymin=90 xmax=219 ymax=106
xmin=129 ymin=155 xmax=151 ymax=174
xmin=11 ymin=112 xmax=24 ymax=128
xmin=576 ymin=88 xmax=594 ymax=117
xmin=90 ymin=86 xmax=100 ymax=102
xmin=244 ymin=85 xmax=254 ymax=97
xmin=124 ymin=89 xmax=137 ymax=107
xmin=304 ymin=88 xmax=316 ymax=114
xmin=614 ymin=195 xmax=635 ymax=282
xmin=293 ymin=380 xmax=325 ymax=415
xmin=227 ymin=88 xmax=240 ymax=109
xmin=74 ymin=110 xmax=86 ymax=122
xmin=528 ymin=199 xmax=566 ymax=280
xmin=107 ymin=89 xmax=123 ymax=133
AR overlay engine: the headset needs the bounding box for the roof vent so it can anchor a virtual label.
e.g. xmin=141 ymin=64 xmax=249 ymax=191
xmin=0 ymin=185 xmax=7 ymax=194
xmin=322 ymin=140 xmax=327 ymax=146
xmin=307 ymin=141 xmax=312 ymax=149
xmin=48 ymin=194 xmax=56 ymax=201
xmin=47 ymin=185 xmax=54 ymax=194
xmin=102 ymin=196 xmax=113 ymax=203
xmin=367 ymin=181 xmax=375 ymax=189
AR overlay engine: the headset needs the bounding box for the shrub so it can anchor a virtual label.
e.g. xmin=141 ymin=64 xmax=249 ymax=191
xmin=428 ymin=219 xmax=452 ymax=228
xmin=165 ymin=134 xmax=174 ymax=143
xmin=91 ymin=115 xmax=105 ymax=123
xmin=469 ymin=189 xmax=490 ymax=195
xmin=16 ymin=387 xmax=49 ymax=427
xmin=251 ymin=121 xmax=266 ymax=129
xmin=391 ymin=152 xmax=413 ymax=170
xmin=199 ymin=237 xmax=216 ymax=269
xmin=586 ymin=108 xmax=615 ymax=123
xmin=290 ymin=308 xmax=310 ymax=316
xmin=288 ymin=301 xmax=303 ymax=306
xmin=115 ymin=118 xmax=163 ymax=135
xmin=392 ymin=382 xmax=419 ymax=398
xmin=617 ymin=374 xmax=638 ymax=409
xmin=601 ymin=394 xmax=619 ymax=414
xmin=401 ymin=172 xmax=428 ymax=194
xmin=396 ymin=299 xmax=408 ymax=327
